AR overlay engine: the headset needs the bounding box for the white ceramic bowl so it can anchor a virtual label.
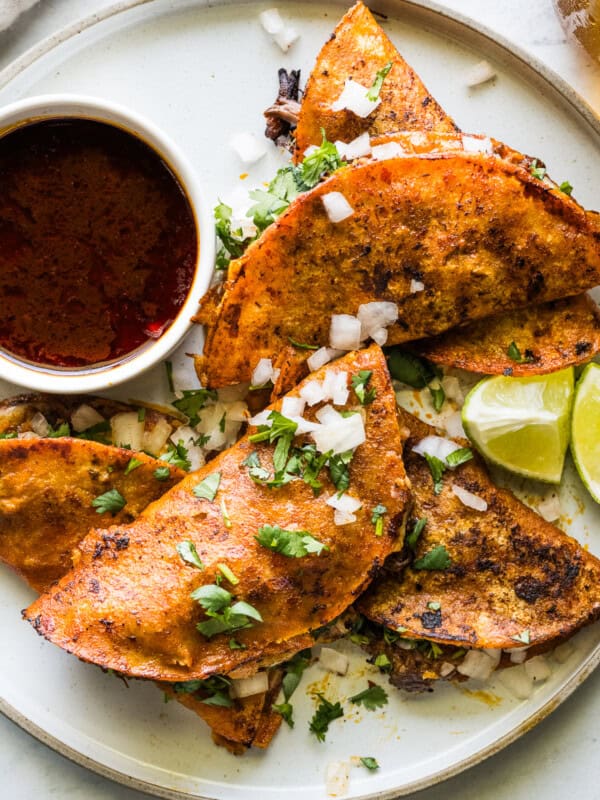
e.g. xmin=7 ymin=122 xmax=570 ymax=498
xmin=0 ymin=94 xmax=214 ymax=393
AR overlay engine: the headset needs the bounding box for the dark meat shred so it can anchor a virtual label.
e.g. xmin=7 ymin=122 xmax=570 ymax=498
xmin=264 ymin=68 xmax=302 ymax=147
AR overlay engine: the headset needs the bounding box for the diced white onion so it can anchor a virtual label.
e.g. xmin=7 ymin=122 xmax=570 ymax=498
xmin=457 ymin=649 xmax=497 ymax=681
xmin=462 ymin=134 xmax=493 ymax=154
xmin=217 ymin=382 xmax=249 ymax=404
xmin=319 ymin=647 xmax=349 ymax=676
xmin=441 ymin=376 xmax=464 ymax=404
xmin=249 ymin=409 xmax=272 ymax=427
xmin=224 ymin=400 xmax=249 ymax=423
xmin=288 ymin=415 xmax=320 ymax=435
xmin=452 ymin=484 xmax=488 ymax=512
xmin=322 ymin=370 xmax=349 ymax=406
xmin=371 ymin=141 xmax=405 ymax=160
xmin=524 ymin=655 xmax=551 ymax=683
xmin=281 ymin=396 xmax=306 ymax=419
xmin=221 ymin=186 xmax=258 ymax=240
xmin=553 ymin=641 xmax=575 ymax=664
xmin=71 ymin=404 xmax=105 ymax=433
xmin=170 ymin=426 xmax=205 ymax=471
xmin=252 ymin=357 xmax=277 ymax=387
xmin=357 ymin=301 xmax=398 ymax=342
xmin=444 ymin=411 xmax=466 ymax=439
xmin=325 ymin=761 xmax=350 ymax=797
xmin=537 ymin=491 xmax=561 ymax=522
xmin=498 ymin=665 xmax=533 ymax=699
xmin=464 ymin=59 xmax=497 ymax=87
xmin=331 ymin=77 xmax=380 ymax=118
xmin=111 ymin=412 xmax=144 ymax=451
xmin=326 ymin=493 xmax=362 ymax=513
xmin=370 ymin=326 xmax=388 ymax=346
xmin=307 ymin=347 xmax=344 ymax=373
xmin=440 ymin=661 xmax=455 ymax=678
xmin=142 ymin=417 xmax=173 ymax=456
xmin=315 ymin=404 xmax=343 ymax=425
xmin=274 ymin=25 xmax=299 ymax=52
xmin=195 ymin=401 xmax=229 ymax=450
xmin=300 ymin=379 xmax=327 ymax=406
xmin=335 ymin=132 xmax=372 ymax=160
xmin=30 ymin=412 xmax=50 ymax=437
xmin=409 ymin=279 xmax=425 ymax=293
xmin=329 ymin=314 xmax=362 ymax=350
xmin=259 ymin=7 xmax=284 ymax=33
xmin=231 ymin=672 xmax=270 ymax=698
xmin=19 ymin=431 xmax=40 ymax=439
xmin=229 ymin=132 xmax=267 ymax=165
xmin=412 ymin=435 xmax=462 ymax=462
xmin=508 ymin=647 xmax=528 ymax=664
xmin=312 ymin=412 xmax=365 ymax=455
xmin=322 ymin=191 xmax=354 ymax=223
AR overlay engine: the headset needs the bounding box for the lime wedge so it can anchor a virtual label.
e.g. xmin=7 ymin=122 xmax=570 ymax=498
xmin=571 ymin=362 xmax=600 ymax=502
xmin=462 ymin=368 xmax=574 ymax=483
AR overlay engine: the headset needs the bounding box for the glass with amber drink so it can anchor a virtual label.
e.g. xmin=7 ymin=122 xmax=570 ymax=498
xmin=555 ymin=0 xmax=600 ymax=60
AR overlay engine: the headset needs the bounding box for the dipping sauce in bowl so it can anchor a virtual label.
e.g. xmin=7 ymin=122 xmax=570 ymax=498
xmin=0 ymin=118 xmax=197 ymax=369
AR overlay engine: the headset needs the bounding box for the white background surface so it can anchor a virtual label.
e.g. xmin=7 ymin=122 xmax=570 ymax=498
xmin=1 ymin=1 xmax=600 ymax=798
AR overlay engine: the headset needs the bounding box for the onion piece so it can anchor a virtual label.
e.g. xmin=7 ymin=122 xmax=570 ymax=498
xmin=508 ymin=647 xmax=528 ymax=664
xmin=274 ymin=26 xmax=299 ymax=52
xmin=322 ymin=191 xmax=354 ymax=223
xmin=142 ymin=417 xmax=173 ymax=456
xmin=357 ymin=301 xmax=398 ymax=342
xmin=30 ymin=412 xmax=50 ymax=437
xmin=370 ymin=327 xmax=388 ymax=345
xmin=231 ymin=672 xmax=269 ymax=698
xmin=322 ymin=370 xmax=349 ymax=406
xmin=229 ymin=132 xmax=267 ymax=165
xmin=441 ymin=375 xmax=464 ymax=403
xmin=249 ymin=409 xmax=272 ymax=427
xmin=312 ymin=412 xmax=365 ymax=455
xmin=217 ymin=382 xmax=249 ymax=404
xmin=537 ymin=491 xmax=561 ymax=522
xmin=464 ymin=59 xmax=497 ymax=87
xmin=444 ymin=411 xmax=466 ymax=439
xmin=329 ymin=314 xmax=362 ymax=350
xmin=111 ymin=412 xmax=144 ymax=451
xmin=315 ymin=404 xmax=343 ymax=425
xmin=300 ymin=379 xmax=327 ymax=406
xmin=319 ymin=647 xmax=349 ymax=676
xmin=170 ymin=426 xmax=205 ymax=471
xmin=71 ymin=404 xmax=105 ymax=433
xmin=335 ymin=132 xmax=372 ymax=160
xmin=498 ymin=665 xmax=533 ymax=699
xmin=452 ymin=484 xmax=488 ymax=512
xmin=325 ymin=761 xmax=350 ymax=797
xmin=440 ymin=661 xmax=455 ymax=678
xmin=259 ymin=7 xmax=284 ymax=33
xmin=19 ymin=431 xmax=40 ymax=440
xmin=553 ymin=641 xmax=575 ymax=664
xmin=307 ymin=346 xmax=343 ymax=372
xmin=457 ymin=649 xmax=497 ymax=681
xmin=524 ymin=655 xmax=551 ymax=683
xmin=371 ymin=141 xmax=405 ymax=160
xmin=462 ymin=134 xmax=493 ymax=154
xmin=412 ymin=435 xmax=462 ymax=462
xmin=252 ymin=357 xmax=277 ymax=387
xmin=281 ymin=396 xmax=306 ymax=419
xmin=331 ymin=77 xmax=380 ymax=118
xmin=409 ymin=279 xmax=425 ymax=293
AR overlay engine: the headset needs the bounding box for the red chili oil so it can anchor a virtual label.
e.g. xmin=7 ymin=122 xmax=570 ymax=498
xmin=0 ymin=118 xmax=197 ymax=368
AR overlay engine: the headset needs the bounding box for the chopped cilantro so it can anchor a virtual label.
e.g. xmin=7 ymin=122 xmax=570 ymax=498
xmin=273 ymin=650 xmax=311 ymax=728
xmin=387 ymin=349 xmax=445 ymax=411
xmin=256 ymin=524 xmax=328 ymax=558
xmin=137 ymin=408 xmax=146 ymax=423
xmin=177 ymin=541 xmax=204 ymax=570
xmin=427 ymin=601 xmax=441 ymax=611
xmin=371 ymin=504 xmax=387 ymax=537
xmin=192 ymin=583 xmax=262 ymax=639
xmin=352 ymin=370 xmax=376 ymax=405
xmin=47 ymin=422 xmax=70 ymax=438
xmin=153 ymin=466 xmax=171 ymax=482
xmin=193 ymin=472 xmax=221 ymax=502
xmin=360 ymin=757 xmax=380 ymax=771
xmin=559 ymin=180 xmax=573 ymax=196
xmin=429 ymin=382 xmax=446 ymax=413
xmin=328 ymin=450 xmax=353 ymax=492
xmin=424 ymin=453 xmax=446 ymax=495
xmin=218 ymin=412 xmax=226 ymax=433
xmin=0 ymin=431 xmax=17 ymax=440
xmin=172 ymin=389 xmax=218 ymax=426
xmin=272 ymin=701 xmax=294 ymax=726
xmin=91 ymin=488 xmax=125 ymax=515
xmin=413 ymin=545 xmax=452 ymax=571
xmin=124 ymin=457 xmax=143 ymax=476
xmin=214 ymin=201 xmax=254 ymax=270
xmin=172 ymin=675 xmax=233 ymax=707
xmin=75 ymin=420 xmax=111 ymax=444
xmin=217 ymin=562 xmax=238 ymax=585
xmin=288 ymin=337 xmax=319 ymax=350
xmin=507 ymin=341 xmax=535 ymax=364
xmin=309 ymin=693 xmax=344 ymax=742
xmin=374 ymin=653 xmax=391 ymax=671
xmin=220 ymin=499 xmax=232 ymax=529
xmin=530 ymin=160 xmax=546 ymax=180
xmin=299 ymin=131 xmax=343 ymax=187
xmin=350 ymin=683 xmax=388 ymax=711
xmin=229 ymin=638 xmax=246 ymax=650
xmin=406 ymin=517 xmax=427 ymax=551
xmin=249 ymin=410 xmax=298 ymax=444
xmin=445 ymin=448 xmax=473 ymax=468
xmin=366 ymin=61 xmax=393 ymax=102
xmin=161 ymin=440 xmax=191 ymax=471
xmin=165 ymin=360 xmax=174 ymax=394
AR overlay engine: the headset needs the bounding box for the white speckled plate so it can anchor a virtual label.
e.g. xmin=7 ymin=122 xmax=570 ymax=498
xmin=0 ymin=2 xmax=599 ymax=799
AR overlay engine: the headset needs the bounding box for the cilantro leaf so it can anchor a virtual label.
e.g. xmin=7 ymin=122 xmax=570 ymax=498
xmin=445 ymin=448 xmax=473 ymax=468
xmin=172 ymin=389 xmax=218 ymax=426
xmin=217 ymin=562 xmax=238 ymax=585
xmin=507 ymin=341 xmax=535 ymax=364
xmin=47 ymin=422 xmax=70 ymax=438
xmin=214 ymin=201 xmax=254 ymax=270
xmin=350 ymin=683 xmax=388 ymax=710
xmin=429 ymin=382 xmax=445 ymax=413
xmin=256 ymin=525 xmax=328 ymax=558
xmin=177 ymin=541 xmax=204 ymax=570
xmin=366 ymin=61 xmax=393 ymax=102
xmin=530 ymin=159 xmax=546 ymax=180
xmin=75 ymin=420 xmax=111 ymax=443
xmin=161 ymin=440 xmax=191 ymax=471
xmin=360 ymin=757 xmax=380 ymax=771
xmin=124 ymin=457 xmax=143 ymax=476
xmin=193 ymin=472 xmax=221 ymax=502
xmin=153 ymin=466 xmax=171 ymax=482
xmin=328 ymin=450 xmax=353 ymax=493
xmin=191 ymin=584 xmax=262 ymax=639
xmin=424 ymin=454 xmax=446 ymax=495
xmin=559 ymin=180 xmax=573 ymax=196
xmin=91 ymin=488 xmax=126 ymax=515
xmin=371 ymin=504 xmax=387 ymax=537
xmin=309 ymin=693 xmax=344 ymax=742
xmin=387 ymin=350 xmax=445 ymax=411
xmin=299 ymin=131 xmax=343 ymax=187
xmin=191 ymin=583 xmax=232 ymax=612
xmin=413 ymin=545 xmax=452 ymax=571
xmin=172 ymin=675 xmax=233 ymax=707
xmin=288 ymin=337 xmax=319 ymax=350
xmin=0 ymin=431 xmax=17 ymax=440
xmin=272 ymin=701 xmax=294 ymax=727
xmin=165 ymin=360 xmax=174 ymax=394
xmin=352 ymin=370 xmax=376 ymax=405
xmin=374 ymin=654 xmax=391 ymax=671
xmin=406 ymin=517 xmax=427 ymax=551
xmin=248 ymin=410 xmax=298 ymax=444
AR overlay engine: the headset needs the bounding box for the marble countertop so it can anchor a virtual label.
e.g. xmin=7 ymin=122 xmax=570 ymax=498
xmin=1 ymin=1 xmax=599 ymax=799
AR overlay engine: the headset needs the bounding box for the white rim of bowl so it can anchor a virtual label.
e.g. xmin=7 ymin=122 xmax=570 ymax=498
xmin=0 ymin=93 xmax=214 ymax=394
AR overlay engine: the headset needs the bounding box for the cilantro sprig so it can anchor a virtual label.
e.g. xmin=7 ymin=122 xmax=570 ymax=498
xmin=161 ymin=440 xmax=191 ymax=471
xmin=309 ymin=693 xmax=344 ymax=742
xmin=423 ymin=447 xmax=473 ymax=494
xmin=366 ymin=61 xmax=393 ymax=102
xmin=256 ymin=525 xmax=328 ymax=558
xmin=352 ymin=370 xmax=376 ymax=405
xmin=192 ymin=584 xmax=262 ymax=639
xmin=413 ymin=544 xmax=452 ymax=571
xmin=172 ymin=389 xmax=218 ymax=426
xmin=371 ymin=504 xmax=387 ymax=537
xmin=172 ymin=675 xmax=233 ymax=707
xmin=91 ymin=489 xmax=125 ymax=515
xmin=387 ymin=350 xmax=445 ymax=412
xmin=507 ymin=341 xmax=535 ymax=364
xmin=272 ymin=650 xmax=311 ymax=728
xmin=193 ymin=472 xmax=222 ymax=502
xmin=350 ymin=683 xmax=388 ymax=710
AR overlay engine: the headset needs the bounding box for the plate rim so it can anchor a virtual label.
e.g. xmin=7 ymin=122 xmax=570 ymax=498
xmin=0 ymin=1 xmax=599 ymax=798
